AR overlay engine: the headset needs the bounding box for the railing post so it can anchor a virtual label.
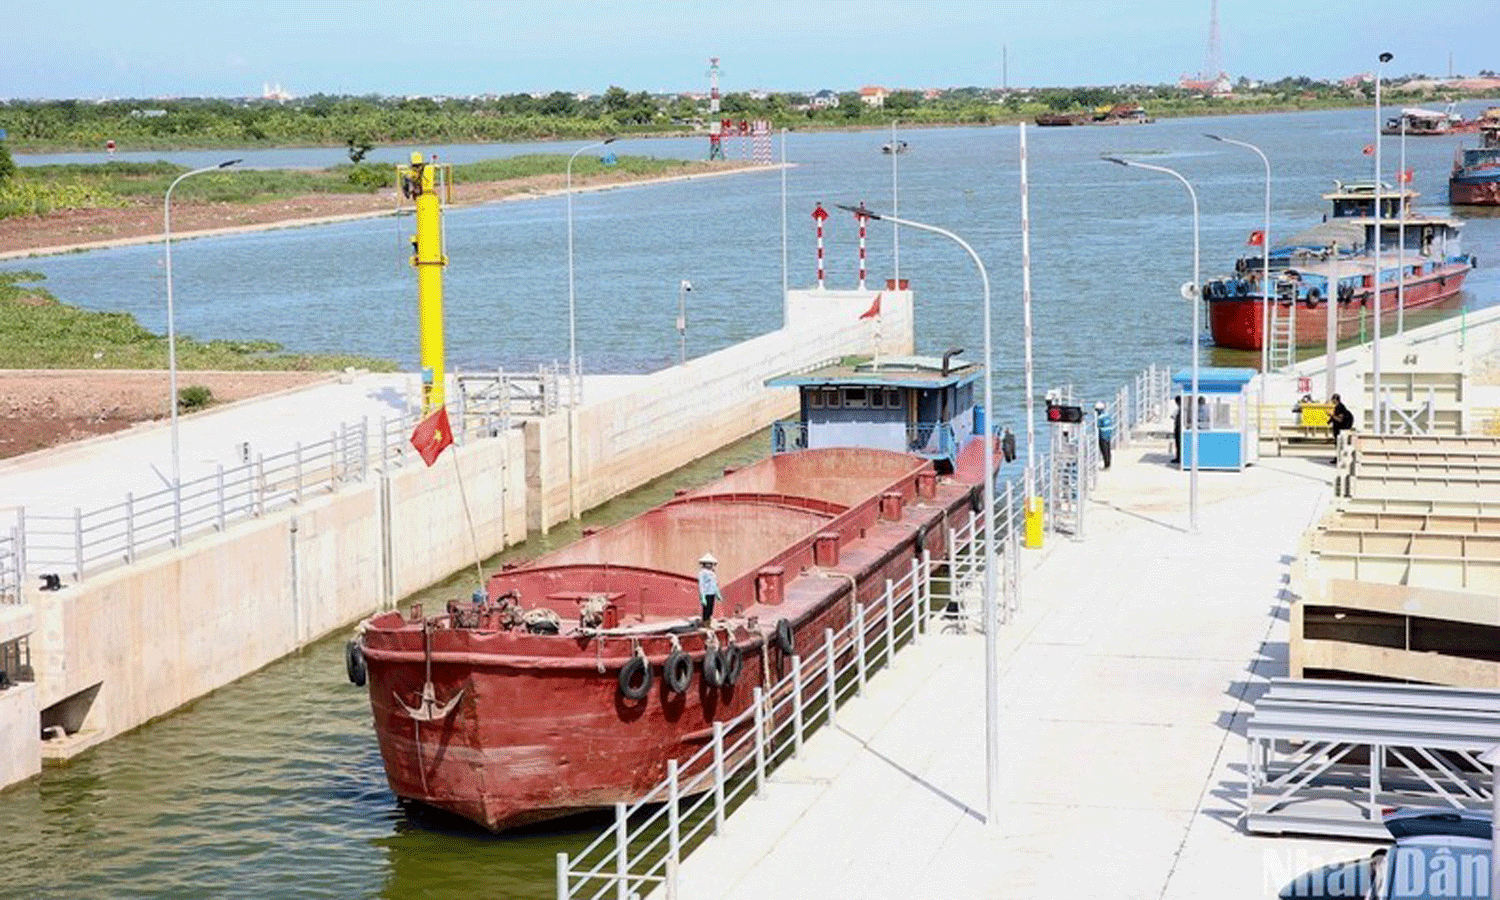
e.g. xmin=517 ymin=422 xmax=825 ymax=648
xmin=823 ymin=628 xmax=837 ymax=724
xmin=752 ymin=686 xmax=766 ymax=797
xmin=172 ymin=477 xmax=182 ymax=548
xmin=711 ymin=721 xmax=726 ymax=834
xmin=946 ymin=526 xmax=957 ymax=615
xmin=256 ymin=453 xmax=266 ymax=516
xmin=790 ymin=654 xmax=804 ymax=756
xmin=124 ymin=492 xmax=135 ymax=564
xmin=666 ymin=759 xmax=682 ymax=878
xmin=73 ymin=506 xmax=84 ymax=580
xmin=883 ymin=578 xmax=895 ymax=668
xmin=216 ymin=464 xmax=226 ymax=532
xmin=295 ymin=442 xmax=304 ymax=504
xmin=361 ymin=416 xmax=370 ymax=481
xmin=910 ymin=556 xmax=923 ymax=640
xmin=853 ymin=603 xmax=866 ymax=697
xmin=614 ymin=802 xmax=629 ymax=900
xmin=555 ymin=852 xmax=569 ymax=900
xmin=15 ymin=507 xmax=26 ymax=582
xmin=1005 ymin=479 xmax=1017 ymax=617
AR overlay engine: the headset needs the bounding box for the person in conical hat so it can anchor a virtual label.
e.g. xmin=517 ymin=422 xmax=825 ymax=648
xmin=698 ymin=553 xmax=719 ymax=625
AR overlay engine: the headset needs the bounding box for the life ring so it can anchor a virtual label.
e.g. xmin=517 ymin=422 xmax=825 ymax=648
xmin=618 ymin=655 xmax=652 ymax=700
xmin=718 ymin=645 xmax=743 ymax=687
xmin=663 ymin=649 xmax=693 ymax=694
xmin=775 ymin=619 xmax=795 ymax=655
xmin=702 ymin=647 xmax=726 ymax=687
xmin=345 ymin=639 xmax=367 ymax=687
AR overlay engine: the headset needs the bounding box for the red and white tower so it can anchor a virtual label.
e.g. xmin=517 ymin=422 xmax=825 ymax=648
xmin=812 ymin=203 xmax=829 ymax=289
xmin=707 ymin=57 xmax=725 ymax=161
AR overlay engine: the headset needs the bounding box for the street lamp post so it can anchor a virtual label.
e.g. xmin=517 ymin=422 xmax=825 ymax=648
xmin=1104 ymin=157 xmax=1200 ymax=533
xmin=835 ymin=202 xmax=1000 ymax=829
xmin=677 ymin=280 xmax=693 ymax=365
xmin=1373 ymin=51 xmax=1392 ymax=433
xmin=164 ymin=158 xmax=240 ymax=491
xmin=1204 ymin=134 xmax=1271 ymax=374
xmin=564 ymin=138 xmax=614 ymax=520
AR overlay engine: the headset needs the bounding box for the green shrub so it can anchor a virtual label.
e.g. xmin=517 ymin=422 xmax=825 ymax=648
xmin=345 ymin=163 xmax=392 ymax=191
xmin=177 ymin=385 xmax=214 ymax=412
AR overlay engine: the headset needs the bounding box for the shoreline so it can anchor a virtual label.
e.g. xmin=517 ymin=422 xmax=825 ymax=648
xmin=0 ymin=162 xmax=782 ymax=261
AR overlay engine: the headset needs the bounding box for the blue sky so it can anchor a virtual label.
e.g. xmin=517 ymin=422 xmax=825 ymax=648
xmin=3 ymin=0 xmax=1493 ymax=100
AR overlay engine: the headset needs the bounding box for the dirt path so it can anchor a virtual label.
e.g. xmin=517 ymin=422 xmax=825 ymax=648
xmin=0 ymin=161 xmax=761 ymax=259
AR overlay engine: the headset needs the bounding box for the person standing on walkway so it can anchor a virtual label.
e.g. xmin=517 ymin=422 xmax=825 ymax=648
xmin=1094 ymin=401 xmax=1113 ymax=470
xmin=698 ymin=553 xmax=720 ymax=625
xmin=1171 ymin=396 xmax=1182 ymax=464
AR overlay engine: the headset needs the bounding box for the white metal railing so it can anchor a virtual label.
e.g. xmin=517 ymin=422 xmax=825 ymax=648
xmin=18 ymin=396 xmax=521 ymax=585
xmin=556 ymin=464 xmax=1031 ymax=900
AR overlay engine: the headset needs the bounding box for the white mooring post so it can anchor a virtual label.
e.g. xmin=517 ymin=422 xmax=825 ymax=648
xmin=910 ymin=556 xmax=923 ymax=641
xmin=555 ymin=852 xmax=569 ymax=900
xmin=666 ymin=760 xmax=681 ymax=884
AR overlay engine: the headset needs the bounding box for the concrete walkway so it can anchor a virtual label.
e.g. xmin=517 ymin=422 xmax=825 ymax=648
xmin=659 ymin=445 xmax=1376 ymax=900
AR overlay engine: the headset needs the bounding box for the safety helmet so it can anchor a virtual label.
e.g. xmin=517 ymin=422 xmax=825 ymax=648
xmin=699 ymin=553 xmax=718 ymax=566
xmin=1095 ymin=401 xmax=1106 ymax=410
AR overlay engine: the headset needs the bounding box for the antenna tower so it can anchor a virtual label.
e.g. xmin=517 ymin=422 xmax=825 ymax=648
xmin=1203 ymin=0 xmax=1222 ymax=81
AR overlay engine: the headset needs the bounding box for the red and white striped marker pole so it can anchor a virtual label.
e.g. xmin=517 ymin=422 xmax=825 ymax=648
xmin=812 ymin=202 xmax=829 ymax=289
xmin=856 ymin=203 xmax=868 ymax=289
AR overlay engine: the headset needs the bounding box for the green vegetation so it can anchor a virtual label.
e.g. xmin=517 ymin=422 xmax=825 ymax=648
xmin=0 ymin=271 xmax=396 ymax=371
xmin=0 ymin=153 xmax=708 ymax=220
xmin=0 ymin=74 xmax=1491 ymax=154
xmin=177 ymin=384 xmax=214 ymax=411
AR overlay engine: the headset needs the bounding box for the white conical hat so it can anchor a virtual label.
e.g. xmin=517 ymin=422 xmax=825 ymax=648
xmin=699 ymin=553 xmax=718 ymax=565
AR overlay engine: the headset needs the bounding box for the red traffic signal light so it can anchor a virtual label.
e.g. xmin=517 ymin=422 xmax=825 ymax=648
xmin=1046 ymin=402 xmax=1084 ymax=424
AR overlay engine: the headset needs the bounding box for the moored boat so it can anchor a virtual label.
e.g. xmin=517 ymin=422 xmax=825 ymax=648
xmin=353 ymin=352 xmax=999 ymax=831
xmin=1450 ymin=110 xmax=1500 ymax=206
xmin=1203 ymin=180 xmax=1476 ymax=351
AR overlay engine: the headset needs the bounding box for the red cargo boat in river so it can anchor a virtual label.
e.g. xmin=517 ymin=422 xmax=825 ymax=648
xmin=353 ymin=355 xmax=998 ymax=830
xmin=1203 ymin=180 xmax=1475 ymax=351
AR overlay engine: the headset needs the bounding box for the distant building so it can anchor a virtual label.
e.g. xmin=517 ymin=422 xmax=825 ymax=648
xmin=262 ymin=81 xmax=293 ymax=102
xmin=811 ymin=89 xmax=839 ymax=110
xmin=859 ymin=85 xmax=889 ymax=108
xmin=922 ymin=88 xmax=942 ymax=101
xmin=1179 ymin=73 xmax=1233 ymax=96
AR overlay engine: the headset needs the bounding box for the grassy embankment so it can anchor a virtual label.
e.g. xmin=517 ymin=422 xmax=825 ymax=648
xmin=0 ymin=270 xmax=395 ymax=371
xmin=0 ymin=153 xmax=714 ymax=218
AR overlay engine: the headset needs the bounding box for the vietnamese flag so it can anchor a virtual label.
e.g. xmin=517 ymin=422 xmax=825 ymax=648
xmin=1247 ymin=230 xmax=1265 ymax=247
xmin=1398 ymin=168 xmax=1414 ymax=184
xmin=859 ymin=292 xmax=883 ymax=319
xmin=410 ymin=407 xmax=454 ymax=467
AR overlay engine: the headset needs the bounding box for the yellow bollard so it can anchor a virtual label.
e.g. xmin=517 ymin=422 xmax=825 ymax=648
xmin=1024 ymin=496 xmax=1044 ymax=549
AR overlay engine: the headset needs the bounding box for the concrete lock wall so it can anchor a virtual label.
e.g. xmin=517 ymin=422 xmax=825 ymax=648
xmin=528 ymin=290 xmax=910 ymax=528
xmin=0 ymin=605 xmax=39 ymax=787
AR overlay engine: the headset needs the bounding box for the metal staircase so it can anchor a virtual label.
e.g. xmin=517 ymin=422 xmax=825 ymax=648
xmin=1267 ymin=300 xmax=1296 ymax=371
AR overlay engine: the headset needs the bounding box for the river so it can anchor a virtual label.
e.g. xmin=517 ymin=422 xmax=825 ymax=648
xmin=2 ymin=104 xmax=1499 ymax=899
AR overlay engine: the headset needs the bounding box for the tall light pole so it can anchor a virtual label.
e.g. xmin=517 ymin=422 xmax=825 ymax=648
xmin=164 ymin=158 xmax=240 ymax=491
xmin=1373 ymin=52 xmax=1392 ymax=433
xmin=1104 ymin=157 xmax=1200 ymax=533
xmin=677 ymin=279 xmax=693 ymax=365
xmin=836 ymin=202 xmax=1000 ymax=829
xmin=1397 ymin=116 xmax=1408 ymax=335
xmin=1204 ymin=134 xmax=1271 ymax=374
xmin=566 ymin=137 xmax=616 ymax=403
xmin=565 ymin=137 xmax=614 ymax=520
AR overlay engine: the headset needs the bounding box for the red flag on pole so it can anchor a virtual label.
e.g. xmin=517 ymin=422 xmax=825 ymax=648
xmin=1247 ymin=230 xmax=1265 ymax=246
xmin=1362 ymin=144 xmax=1375 ymax=155
xmin=859 ymin=292 xmax=883 ymax=320
xmin=410 ymin=407 xmax=454 ymax=467
xmin=1398 ymin=168 xmax=1414 ymax=184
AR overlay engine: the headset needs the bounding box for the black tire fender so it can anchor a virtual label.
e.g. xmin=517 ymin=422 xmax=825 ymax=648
xmin=663 ymin=649 xmax=693 ymax=694
xmin=775 ymin=619 xmax=795 ymax=655
xmin=618 ymin=655 xmax=652 ymax=700
xmin=719 ymin=644 xmax=743 ymax=687
xmin=345 ymin=639 xmax=367 ymax=687
xmin=702 ymin=647 xmax=726 ymax=687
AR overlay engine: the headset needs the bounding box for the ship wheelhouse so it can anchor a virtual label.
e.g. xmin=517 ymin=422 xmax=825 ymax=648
xmin=766 ymin=353 xmax=984 ymax=473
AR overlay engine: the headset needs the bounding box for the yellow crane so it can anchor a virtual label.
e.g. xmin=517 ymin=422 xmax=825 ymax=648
xmin=399 ymin=152 xmax=451 ymax=412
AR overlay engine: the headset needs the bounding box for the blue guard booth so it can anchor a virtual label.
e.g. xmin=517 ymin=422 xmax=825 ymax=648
xmin=1173 ymin=367 xmax=1258 ymax=471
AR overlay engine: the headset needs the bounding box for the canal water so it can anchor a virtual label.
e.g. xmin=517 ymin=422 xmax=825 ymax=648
xmin=3 ymin=104 xmax=1500 ymax=898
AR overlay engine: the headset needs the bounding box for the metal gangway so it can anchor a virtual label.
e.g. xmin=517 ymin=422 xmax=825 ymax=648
xmin=1246 ymin=678 xmax=1500 ymax=838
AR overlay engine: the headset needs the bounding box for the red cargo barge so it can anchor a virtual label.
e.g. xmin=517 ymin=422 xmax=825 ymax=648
xmin=354 ymin=355 xmax=997 ymax=831
xmin=1203 ymin=180 xmax=1475 ymax=351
